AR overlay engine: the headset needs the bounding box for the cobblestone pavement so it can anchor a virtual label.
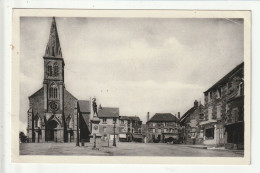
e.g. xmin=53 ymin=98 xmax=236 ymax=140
xmin=20 ymin=142 xmax=244 ymax=157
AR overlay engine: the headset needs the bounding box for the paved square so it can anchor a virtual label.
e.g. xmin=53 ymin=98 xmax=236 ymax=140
xmin=20 ymin=142 xmax=244 ymax=157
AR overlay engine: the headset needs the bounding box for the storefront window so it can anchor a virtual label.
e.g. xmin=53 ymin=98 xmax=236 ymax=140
xmin=205 ymin=128 xmax=214 ymax=139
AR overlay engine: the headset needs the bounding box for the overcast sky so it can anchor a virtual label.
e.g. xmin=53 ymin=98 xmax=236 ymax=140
xmin=20 ymin=17 xmax=244 ymax=132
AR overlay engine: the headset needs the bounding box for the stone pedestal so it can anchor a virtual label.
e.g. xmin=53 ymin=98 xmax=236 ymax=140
xmin=91 ymin=116 xmax=100 ymax=149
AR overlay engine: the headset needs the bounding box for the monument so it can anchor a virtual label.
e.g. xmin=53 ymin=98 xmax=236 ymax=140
xmin=91 ymin=98 xmax=100 ymax=149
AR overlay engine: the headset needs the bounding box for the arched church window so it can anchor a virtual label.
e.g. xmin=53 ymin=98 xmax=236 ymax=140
xmin=49 ymin=83 xmax=58 ymax=98
xmin=34 ymin=118 xmax=38 ymax=128
xmin=37 ymin=118 xmax=41 ymax=128
xmin=47 ymin=65 xmax=53 ymax=76
xmin=54 ymin=63 xmax=58 ymax=76
xmin=34 ymin=115 xmax=40 ymax=128
xmin=68 ymin=117 xmax=73 ymax=128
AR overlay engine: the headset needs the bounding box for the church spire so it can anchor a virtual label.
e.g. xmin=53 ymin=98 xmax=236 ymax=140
xmin=44 ymin=17 xmax=62 ymax=58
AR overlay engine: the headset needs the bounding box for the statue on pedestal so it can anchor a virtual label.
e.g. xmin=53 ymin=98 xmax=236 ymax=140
xmin=92 ymin=98 xmax=98 ymax=117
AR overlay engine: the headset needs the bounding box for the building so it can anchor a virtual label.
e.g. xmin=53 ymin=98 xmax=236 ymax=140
xmin=146 ymin=113 xmax=180 ymax=143
xmin=128 ymin=116 xmax=143 ymax=142
xmin=200 ymin=62 xmax=244 ymax=149
xmin=97 ymin=107 xmax=120 ymax=141
xmin=179 ymin=100 xmax=204 ymax=144
xmin=27 ymin=17 xmax=91 ymax=143
xmin=118 ymin=116 xmax=130 ymax=142
xmin=118 ymin=115 xmax=143 ymax=142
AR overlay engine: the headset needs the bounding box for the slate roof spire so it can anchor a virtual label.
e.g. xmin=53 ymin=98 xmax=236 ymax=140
xmin=44 ymin=17 xmax=62 ymax=58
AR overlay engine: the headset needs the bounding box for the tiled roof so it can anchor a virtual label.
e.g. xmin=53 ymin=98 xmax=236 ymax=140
xmin=204 ymin=62 xmax=244 ymax=93
xmin=28 ymin=87 xmax=44 ymax=99
xmin=120 ymin=116 xmax=130 ymax=120
xmin=179 ymin=104 xmax=204 ymax=124
xmin=128 ymin=116 xmax=141 ymax=121
xmin=147 ymin=113 xmax=178 ymax=123
xmin=98 ymin=107 xmax=119 ymax=118
xmin=78 ymin=100 xmax=90 ymax=113
xmin=179 ymin=107 xmax=196 ymax=123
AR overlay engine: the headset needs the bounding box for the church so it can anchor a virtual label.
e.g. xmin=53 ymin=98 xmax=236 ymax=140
xmin=27 ymin=17 xmax=91 ymax=143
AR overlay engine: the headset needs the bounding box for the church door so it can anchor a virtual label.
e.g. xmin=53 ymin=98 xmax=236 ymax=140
xmin=45 ymin=120 xmax=58 ymax=142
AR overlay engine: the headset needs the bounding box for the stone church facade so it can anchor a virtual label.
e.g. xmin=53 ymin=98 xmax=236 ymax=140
xmin=27 ymin=17 xmax=90 ymax=143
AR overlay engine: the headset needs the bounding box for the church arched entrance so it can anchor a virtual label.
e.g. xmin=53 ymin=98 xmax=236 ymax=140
xmin=45 ymin=120 xmax=58 ymax=142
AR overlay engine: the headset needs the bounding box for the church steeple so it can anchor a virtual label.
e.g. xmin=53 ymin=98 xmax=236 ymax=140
xmin=44 ymin=17 xmax=62 ymax=58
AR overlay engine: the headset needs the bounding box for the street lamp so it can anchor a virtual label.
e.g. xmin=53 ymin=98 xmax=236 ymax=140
xmin=113 ymin=120 xmax=116 ymax=147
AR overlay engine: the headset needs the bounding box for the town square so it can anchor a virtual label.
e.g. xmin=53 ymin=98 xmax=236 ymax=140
xmin=19 ymin=15 xmax=245 ymax=157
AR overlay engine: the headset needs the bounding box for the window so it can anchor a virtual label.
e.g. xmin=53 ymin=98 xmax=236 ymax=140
xmin=231 ymin=108 xmax=239 ymax=122
xmin=49 ymin=83 xmax=58 ymax=98
xmin=208 ymin=107 xmax=213 ymax=120
xmin=238 ymin=82 xmax=244 ymax=96
xmin=103 ymin=126 xmax=107 ymax=132
xmin=113 ymin=118 xmax=117 ymax=124
xmin=54 ymin=63 xmax=59 ymax=76
xmin=49 ymin=102 xmax=58 ymax=111
xmin=47 ymin=65 xmax=53 ymax=76
xmin=199 ymin=113 xmax=204 ymax=120
xmin=152 ymin=129 xmax=155 ymax=133
xmin=68 ymin=118 xmax=73 ymax=128
xmin=153 ymin=123 xmax=156 ymax=127
xmin=164 ymin=128 xmax=168 ymax=133
xmin=34 ymin=117 xmax=39 ymax=128
xmin=205 ymin=128 xmax=214 ymax=139
xmin=208 ymin=91 xmax=212 ymax=102
xmin=216 ymin=104 xmax=222 ymax=119
xmin=120 ymin=120 xmax=124 ymax=124
xmin=103 ymin=118 xmax=107 ymax=124
xmin=158 ymin=129 xmax=161 ymax=133
xmin=138 ymin=128 xmax=141 ymax=133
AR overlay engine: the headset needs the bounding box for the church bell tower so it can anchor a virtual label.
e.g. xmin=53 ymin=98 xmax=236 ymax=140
xmin=43 ymin=17 xmax=66 ymax=142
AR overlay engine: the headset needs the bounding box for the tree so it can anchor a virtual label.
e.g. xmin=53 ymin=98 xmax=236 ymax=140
xmin=19 ymin=131 xmax=27 ymax=143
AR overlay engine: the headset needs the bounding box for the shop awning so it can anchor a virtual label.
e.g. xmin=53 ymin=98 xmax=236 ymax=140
xmin=164 ymin=134 xmax=178 ymax=139
xmin=132 ymin=134 xmax=143 ymax=139
xmin=119 ymin=134 xmax=127 ymax=138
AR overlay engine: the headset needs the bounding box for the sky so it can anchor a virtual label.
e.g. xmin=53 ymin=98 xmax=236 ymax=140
xmin=19 ymin=17 xmax=244 ymax=133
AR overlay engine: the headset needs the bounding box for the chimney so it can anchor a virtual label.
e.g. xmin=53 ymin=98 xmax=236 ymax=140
xmin=147 ymin=112 xmax=150 ymax=122
xmin=194 ymin=100 xmax=198 ymax=107
xmin=178 ymin=112 xmax=180 ymax=119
